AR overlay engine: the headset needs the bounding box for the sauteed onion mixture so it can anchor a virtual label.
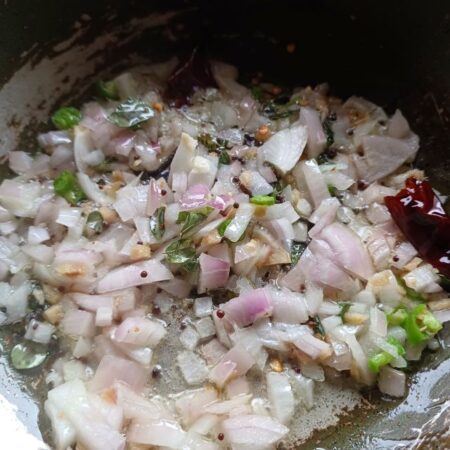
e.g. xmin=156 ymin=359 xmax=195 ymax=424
xmin=1 ymin=54 xmax=449 ymax=450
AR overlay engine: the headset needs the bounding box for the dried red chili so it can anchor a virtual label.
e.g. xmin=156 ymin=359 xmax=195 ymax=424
xmin=165 ymin=47 xmax=216 ymax=105
xmin=385 ymin=177 xmax=450 ymax=277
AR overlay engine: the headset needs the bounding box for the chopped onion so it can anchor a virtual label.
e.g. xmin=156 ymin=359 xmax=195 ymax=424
xmin=320 ymin=222 xmax=374 ymax=280
xmin=198 ymin=253 xmax=230 ymax=293
xmin=296 ymin=159 xmax=330 ymax=208
xmin=47 ymin=379 xmax=126 ymax=450
xmin=61 ymin=309 xmax=95 ymax=337
xmin=96 ymin=259 xmax=173 ymax=293
xmin=262 ymin=124 xmax=307 ymax=174
xmin=113 ymin=317 xmax=166 ymax=347
xmin=77 ymin=173 xmax=110 ymax=206
xmin=24 ymin=319 xmax=55 ymax=344
xmin=224 ymin=203 xmax=254 ymax=242
xmin=222 ymin=414 xmax=289 ymax=446
xmin=128 ymin=419 xmax=186 ymax=448
xmin=89 ymin=355 xmax=148 ymax=392
xmin=27 ymin=225 xmax=50 ymax=245
xmin=95 ymin=307 xmax=113 ymax=327
xmin=222 ymin=288 xmax=273 ymax=327
xmin=403 ymin=264 xmax=441 ymax=293
xmin=266 ymin=372 xmax=295 ymax=424
xmin=175 ymin=388 xmax=218 ymax=427
xmin=293 ymin=333 xmax=332 ymax=360
xmin=239 ymin=170 xmax=273 ymax=196
xmin=269 ymin=286 xmax=308 ymax=324
xmin=378 ymin=366 xmax=406 ymax=397
xmin=177 ymin=351 xmax=209 ymax=385
xmin=157 ymin=278 xmax=192 ymax=298
xmin=298 ymin=107 xmax=327 ymax=158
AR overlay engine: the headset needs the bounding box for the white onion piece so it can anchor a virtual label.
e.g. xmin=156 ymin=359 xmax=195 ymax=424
xmin=323 ymin=170 xmax=355 ymax=190
xmin=308 ymin=198 xmax=340 ymax=238
xmin=239 ymin=170 xmax=273 ymax=196
xmin=269 ymin=286 xmax=308 ymax=324
xmin=320 ymin=222 xmax=374 ymax=280
xmin=77 ymin=173 xmax=110 ymax=206
xmin=297 ymin=159 xmax=330 ymax=208
xmin=96 ymin=259 xmax=173 ymax=293
xmin=89 ymin=355 xmax=148 ymax=392
xmin=73 ymin=126 xmax=93 ymax=173
xmin=298 ymin=107 xmax=327 ymax=158
xmin=177 ymin=351 xmax=209 ymax=385
xmin=403 ymin=264 xmax=441 ymax=293
xmin=157 ymin=278 xmax=192 ymax=299
xmin=44 ymin=399 xmax=76 ymax=449
xmin=113 ymin=317 xmax=166 ymax=348
xmin=369 ymin=307 xmax=387 ymax=337
xmin=27 ymin=225 xmax=50 ymax=245
xmin=56 ymin=208 xmax=81 ymax=228
xmin=210 ymin=344 xmax=255 ymax=387
xmin=289 ymin=370 xmax=314 ymax=409
xmin=128 ymin=419 xmax=186 ymax=448
xmin=9 ymin=151 xmax=33 ymax=174
xmin=171 ymin=171 xmax=188 ymax=200
xmin=198 ymin=253 xmax=230 ymax=293
xmin=355 ymin=135 xmax=419 ymax=183
xmin=38 ymin=130 xmax=72 ymax=147
xmin=200 ymin=339 xmax=228 ymax=366
xmin=293 ymin=333 xmax=332 ymax=360
xmin=261 ymin=124 xmax=307 ymax=174
xmin=222 ymin=414 xmax=289 ymax=446
xmin=95 ymin=307 xmax=113 ymax=327
xmin=224 ymin=203 xmax=254 ymax=242
xmin=193 ymin=297 xmax=213 ymax=319
xmin=24 ymin=319 xmax=55 ymax=344
xmin=175 ymin=388 xmax=218 ymax=427
xmin=330 ymin=326 xmax=374 ymax=385
xmin=266 ymin=372 xmax=294 ymax=424
xmin=61 ymin=310 xmax=95 ymax=337
xmin=169 ymin=132 xmax=196 ymax=182
xmin=21 ymin=244 xmax=54 ymax=264
xmin=0 ymin=179 xmax=43 ymax=218
xmin=71 ymin=293 xmax=114 ymax=313
xmin=179 ymin=326 xmax=200 ymax=350
xmin=113 ymin=184 xmax=148 ymax=222
xmin=188 ymin=155 xmax=218 ymax=189
xmin=387 ymin=109 xmax=410 ymax=139
xmin=222 ymin=288 xmax=273 ymax=327
xmin=226 ymin=377 xmax=250 ymax=398
xmin=392 ymin=242 xmax=417 ymax=269
xmin=304 ymin=281 xmax=324 ymax=315
xmin=73 ymin=337 xmax=92 ymax=359
xmin=204 ymin=394 xmax=251 ymax=415
xmin=190 ymin=414 xmax=220 ymax=436
xmin=433 ymin=309 xmax=450 ymax=323
xmin=264 ymin=202 xmax=300 ymax=223
xmin=361 ymin=183 xmax=397 ymax=205
xmin=47 ymin=379 xmax=126 ymax=450
xmin=212 ymin=61 xmax=248 ymax=100
xmin=366 ymin=202 xmax=391 ymax=224
xmin=267 ymin=218 xmax=295 ymax=241
xmin=378 ymin=366 xmax=406 ymax=397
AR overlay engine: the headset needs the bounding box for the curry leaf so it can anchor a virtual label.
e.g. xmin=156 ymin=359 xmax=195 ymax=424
xmin=149 ymin=207 xmax=166 ymax=240
xmin=176 ymin=207 xmax=212 ymax=236
xmin=108 ymin=98 xmax=154 ymax=128
xmin=165 ymin=239 xmax=199 ymax=272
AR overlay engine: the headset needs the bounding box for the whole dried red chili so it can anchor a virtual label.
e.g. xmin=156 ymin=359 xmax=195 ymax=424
xmin=385 ymin=177 xmax=450 ymax=277
xmin=165 ymin=47 xmax=216 ymax=106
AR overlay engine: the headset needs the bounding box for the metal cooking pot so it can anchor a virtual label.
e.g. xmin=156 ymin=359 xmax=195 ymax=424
xmin=0 ymin=1 xmax=449 ymax=448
